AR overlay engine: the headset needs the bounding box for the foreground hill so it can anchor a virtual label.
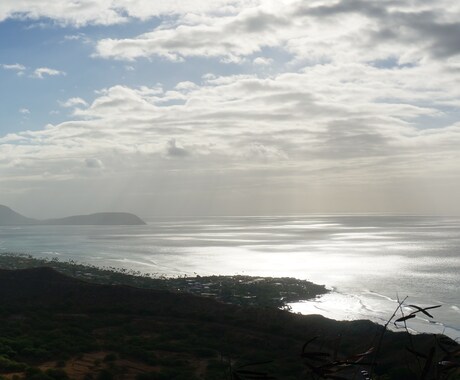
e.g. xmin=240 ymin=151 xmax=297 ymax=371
xmin=0 ymin=267 xmax=458 ymax=380
xmin=0 ymin=205 xmax=146 ymax=225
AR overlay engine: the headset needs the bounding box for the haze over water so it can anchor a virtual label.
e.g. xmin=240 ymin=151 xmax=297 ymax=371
xmin=0 ymin=215 xmax=459 ymax=338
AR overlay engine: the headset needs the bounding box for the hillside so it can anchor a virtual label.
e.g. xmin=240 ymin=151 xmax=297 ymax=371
xmin=0 ymin=267 xmax=458 ymax=380
xmin=42 ymin=212 xmax=146 ymax=226
xmin=0 ymin=205 xmax=37 ymax=225
xmin=0 ymin=205 xmax=146 ymax=225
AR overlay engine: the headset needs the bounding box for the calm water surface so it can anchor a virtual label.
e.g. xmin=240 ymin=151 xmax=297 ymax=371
xmin=1 ymin=215 xmax=459 ymax=338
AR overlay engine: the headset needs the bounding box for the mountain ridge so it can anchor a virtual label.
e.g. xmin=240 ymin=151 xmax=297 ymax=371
xmin=0 ymin=205 xmax=146 ymax=225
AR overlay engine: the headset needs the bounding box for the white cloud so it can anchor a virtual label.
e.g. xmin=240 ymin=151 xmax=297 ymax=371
xmin=253 ymin=57 xmax=273 ymax=65
xmin=175 ymin=81 xmax=198 ymax=91
xmin=95 ymin=5 xmax=290 ymax=61
xmin=2 ymin=63 xmax=26 ymax=71
xmin=19 ymin=108 xmax=30 ymax=115
xmin=59 ymin=97 xmax=88 ymax=108
xmin=2 ymin=63 xmax=26 ymax=76
xmin=63 ymin=33 xmax=91 ymax=44
xmin=2 ymin=62 xmax=459 ymax=177
xmin=2 ymin=1 xmax=460 ymax=214
xmin=2 ymin=67 xmax=460 ymax=214
xmin=64 ymin=35 xmax=81 ymax=41
xmin=64 ymin=34 xmax=84 ymax=41
xmin=0 ymin=0 xmax=259 ymax=26
xmin=32 ymin=67 xmax=66 ymax=79
xmin=2 ymin=63 xmax=66 ymax=79
xmin=93 ymin=0 xmax=460 ymax=67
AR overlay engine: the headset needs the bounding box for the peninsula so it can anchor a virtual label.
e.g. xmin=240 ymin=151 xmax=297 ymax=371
xmin=0 ymin=205 xmax=146 ymax=226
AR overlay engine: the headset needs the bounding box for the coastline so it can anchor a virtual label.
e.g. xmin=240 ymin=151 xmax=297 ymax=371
xmin=1 ymin=214 xmax=459 ymax=342
xmin=0 ymin=261 xmax=458 ymax=379
xmin=1 ymin=252 xmax=459 ymax=341
xmin=0 ymin=253 xmax=328 ymax=309
xmin=290 ymin=289 xmax=460 ymax=340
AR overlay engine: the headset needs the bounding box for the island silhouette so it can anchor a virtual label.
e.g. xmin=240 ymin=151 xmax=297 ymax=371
xmin=0 ymin=204 xmax=146 ymax=225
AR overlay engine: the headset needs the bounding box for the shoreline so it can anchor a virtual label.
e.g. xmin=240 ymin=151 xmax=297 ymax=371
xmin=290 ymin=290 xmax=460 ymax=340
xmin=1 ymin=264 xmax=458 ymax=379
xmin=1 ymin=214 xmax=459 ymax=344
xmin=1 ymin=252 xmax=458 ymax=341
xmin=0 ymin=253 xmax=328 ymax=309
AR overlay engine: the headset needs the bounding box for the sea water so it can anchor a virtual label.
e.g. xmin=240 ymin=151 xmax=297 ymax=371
xmin=0 ymin=215 xmax=459 ymax=338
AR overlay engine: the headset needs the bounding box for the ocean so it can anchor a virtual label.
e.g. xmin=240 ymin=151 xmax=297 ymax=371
xmin=0 ymin=215 xmax=459 ymax=338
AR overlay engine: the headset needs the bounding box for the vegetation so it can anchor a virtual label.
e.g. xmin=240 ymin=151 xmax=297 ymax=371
xmin=299 ymin=297 xmax=460 ymax=380
xmin=0 ymin=253 xmax=327 ymax=309
xmin=0 ymin=254 xmax=458 ymax=379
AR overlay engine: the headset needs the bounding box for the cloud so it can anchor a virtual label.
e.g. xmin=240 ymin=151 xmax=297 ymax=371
xmin=95 ymin=6 xmax=290 ymax=61
xmin=2 ymin=63 xmax=26 ymax=71
xmin=2 ymin=67 xmax=460 ymax=214
xmin=59 ymin=97 xmax=89 ymax=108
xmin=2 ymin=63 xmax=65 ymax=79
xmin=85 ymin=158 xmax=104 ymax=169
xmin=0 ymin=0 xmax=259 ymax=26
xmin=2 ymin=62 xmax=459 ymax=176
xmin=253 ymin=57 xmax=273 ymax=66
xmin=64 ymin=34 xmax=83 ymax=41
xmin=166 ymin=139 xmax=189 ymax=157
xmin=0 ymin=1 xmax=126 ymax=26
xmin=3 ymin=1 xmax=460 ymax=67
xmin=32 ymin=67 xmax=66 ymax=79
xmin=19 ymin=108 xmax=30 ymax=115
xmin=64 ymin=33 xmax=86 ymax=41
xmin=92 ymin=0 xmax=460 ymax=67
xmin=295 ymin=0 xmax=460 ymax=62
xmin=2 ymin=1 xmax=460 ymax=214
xmin=2 ymin=63 xmax=26 ymax=76
xmin=2 ymin=0 xmax=460 ymax=67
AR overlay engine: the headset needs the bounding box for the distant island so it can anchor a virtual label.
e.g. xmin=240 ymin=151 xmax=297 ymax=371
xmin=0 ymin=205 xmax=146 ymax=226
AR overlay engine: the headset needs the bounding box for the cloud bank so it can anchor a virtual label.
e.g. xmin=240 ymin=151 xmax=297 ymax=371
xmin=1 ymin=0 xmax=460 ymax=215
xmin=2 ymin=64 xmax=460 ymax=214
xmin=94 ymin=0 xmax=460 ymax=65
xmin=0 ymin=0 xmax=258 ymax=26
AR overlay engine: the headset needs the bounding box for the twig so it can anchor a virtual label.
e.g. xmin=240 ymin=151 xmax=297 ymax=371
xmin=370 ymin=296 xmax=408 ymax=378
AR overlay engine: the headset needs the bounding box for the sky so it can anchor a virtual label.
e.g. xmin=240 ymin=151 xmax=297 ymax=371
xmin=1 ymin=0 xmax=460 ymax=218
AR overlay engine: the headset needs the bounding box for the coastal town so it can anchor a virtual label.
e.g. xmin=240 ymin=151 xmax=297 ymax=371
xmin=0 ymin=253 xmax=328 ymax=309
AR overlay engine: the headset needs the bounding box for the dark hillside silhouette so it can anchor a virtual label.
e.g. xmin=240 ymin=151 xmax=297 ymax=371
xmin=0 ymin=267 xmax=457 ymax=379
